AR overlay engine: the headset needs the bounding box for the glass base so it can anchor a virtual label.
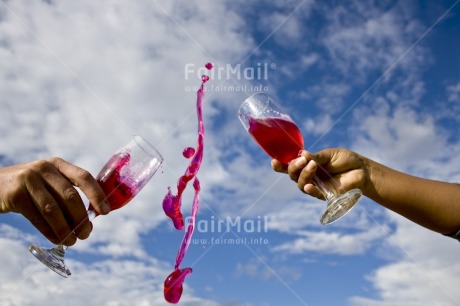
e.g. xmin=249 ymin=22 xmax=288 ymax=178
xmin=29 ymin=244 xmax=71 ymax=278
xmin=320 ymin=188 xmax=362 ymax=225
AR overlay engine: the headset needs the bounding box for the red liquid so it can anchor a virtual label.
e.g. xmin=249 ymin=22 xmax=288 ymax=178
xmin=163 ymin=63 xmax=212 ymax=303
xmin=175 ymin=178 xmax=200 ymax=268
xmin=182 ymin=147 xmax=195 ymax=158
xmin=248 ymin=116 xmax=304 ymax=165
xmin=164 ymin=268 xmax=192 ymax=304
xmin=88 ymin=153 xmax=136 ymax=215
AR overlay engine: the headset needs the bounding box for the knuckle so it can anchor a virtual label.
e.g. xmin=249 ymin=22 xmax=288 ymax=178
xmin=16 ymin=167 xmax=37 ymax=182
xmin=47 ymin=156 xmax=64 ymax=165
xmin=62 ymin=187 xmax=81 ymax=203
xmin=74 ymin=167 xmax=93 ymax=182
xmin=31 ymin=159 xmax=53 ymax=172
xmin=42 ymin=201 xmax=60 ymax=216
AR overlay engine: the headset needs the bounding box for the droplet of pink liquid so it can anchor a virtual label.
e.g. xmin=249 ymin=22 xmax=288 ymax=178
xmin=205 ymin=62 xmax=213 ymax=70
xmin=162 ymin=187 xmax=184 ymax=230
xmin=183 ymin=147 xmax=195 ymax=158
xmin=201 ymin=75 xmax=210 ymax=83
xmin=164 ymin=268 xmax=193 ymax=304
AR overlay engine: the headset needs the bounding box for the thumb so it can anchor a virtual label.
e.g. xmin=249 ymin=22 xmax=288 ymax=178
xmin=308 ymin=148 xmax=344 ymax=174
xmin=305 ymin=149 xmax=337 ymax=166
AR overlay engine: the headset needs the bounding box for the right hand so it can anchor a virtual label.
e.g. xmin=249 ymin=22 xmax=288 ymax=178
xmin=0 ymin=157 xmax=110 ymax=246
xmin=272 ymin=149 xmax=369 ymax=200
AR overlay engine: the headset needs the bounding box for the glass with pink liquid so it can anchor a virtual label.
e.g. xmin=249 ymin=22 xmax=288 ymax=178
xmin=29 ymin=135 xmax=163 ymax=277
xmin=238 ymin=93 xmax=362 ymax=224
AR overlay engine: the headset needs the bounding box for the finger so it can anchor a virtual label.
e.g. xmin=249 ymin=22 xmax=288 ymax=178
xmin=42 ymin=169 xmax=93 ymax=240
xmin=49 ymin=158 xmax=110 ymax=215
xmin=26 ymin=178 xmax=77 ymax=246
xmin=18 ymin=195 xmax=60 ymax=244
xmin=303 ymin=183 xmax=325 ymax=200
xmin=299 ymin=150 xmax=316 ymax=161
xmin=271 ymin=159 xmax=287 ymax=173
xmin=287 ymin=156 xmax=307 ymax=182
xmin=297 ymin=160 xmax=317 ymax=191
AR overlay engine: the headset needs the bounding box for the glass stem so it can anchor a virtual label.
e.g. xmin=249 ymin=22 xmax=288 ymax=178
xmin=54 ymin=244 xmax=67 ymax=257
xmin=312 ymin=175 xmax=336 ymax=202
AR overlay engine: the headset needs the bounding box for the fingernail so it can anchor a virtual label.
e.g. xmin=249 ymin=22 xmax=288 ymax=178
xmin=294 ymin=156 xmax=307 ymax=167
xmin=101 ymin=201 xmax=111 ymax=214
xmin=306 ymin=160 xmax=316 ymax=171
xmin=303 ymin=185 xmax=309 ymax=193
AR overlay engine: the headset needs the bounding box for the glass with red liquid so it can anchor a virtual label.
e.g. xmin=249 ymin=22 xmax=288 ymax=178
xmin=238 ymin=93 xmax=362 ymax=225
xmin=29 ymin=135 xmax=163 ymax=277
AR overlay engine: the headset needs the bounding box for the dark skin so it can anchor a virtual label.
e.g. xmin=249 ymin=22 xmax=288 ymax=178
xmin=0 ymin=157 xmax=110 ymax=246
xmin=272 ymin=149 xmax=460 ymax=235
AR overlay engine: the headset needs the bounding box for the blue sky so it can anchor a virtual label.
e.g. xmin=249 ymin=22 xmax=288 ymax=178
xmin=1 ymin=0 xmax=460 ymax=305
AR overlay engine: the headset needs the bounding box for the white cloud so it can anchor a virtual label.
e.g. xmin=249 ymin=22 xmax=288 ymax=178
xmin=350 ymin=228 xmax=460 ymax=305
xmin=2 ymin=249 xmax=218 ymax=306
xmin=303 ymin=113 xmax=334 ymax=136
xmin=0 ymin=224 xmax=219 ymax=306
xmin=352 ymin=100 xmax=449 ymax=174
xmin=320 ymin=1 xmax=423 ymax=81
xmin=447 ymin=81 xmax=460 ymax=102
xmin=235 ymin=258 xmax=302 ymax=282
xmin=272 ymin=225 xmax=390 ymax=256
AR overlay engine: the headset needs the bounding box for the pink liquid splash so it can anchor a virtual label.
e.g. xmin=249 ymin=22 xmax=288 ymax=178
xmin=162 ymin=63 xmax=212 ymax=303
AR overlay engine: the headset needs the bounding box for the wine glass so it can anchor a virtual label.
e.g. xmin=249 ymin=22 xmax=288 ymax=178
xmin=238 ymin=93 xmax=362 ymax=225
xmin=28 ymin=135 xmax=163 ymax=277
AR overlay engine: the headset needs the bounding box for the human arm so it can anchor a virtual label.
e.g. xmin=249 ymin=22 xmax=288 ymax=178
xmin=0 ymin=157 xmax=111 ymax=245
xmin=272 ymin=149 xmax=460 ymax=235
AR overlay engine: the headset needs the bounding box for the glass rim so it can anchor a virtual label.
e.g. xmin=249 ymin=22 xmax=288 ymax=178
xmin=132 ymin=135 xmax=164 ymax=162
xmin=239 ymin=92 xmax=269 ymax=108
xmin=238 ymin=92 xmax=286 ymax=117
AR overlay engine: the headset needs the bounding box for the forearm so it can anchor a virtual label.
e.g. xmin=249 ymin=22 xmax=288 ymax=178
xmin=363 ymin=157 xmax=460 ymax=234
